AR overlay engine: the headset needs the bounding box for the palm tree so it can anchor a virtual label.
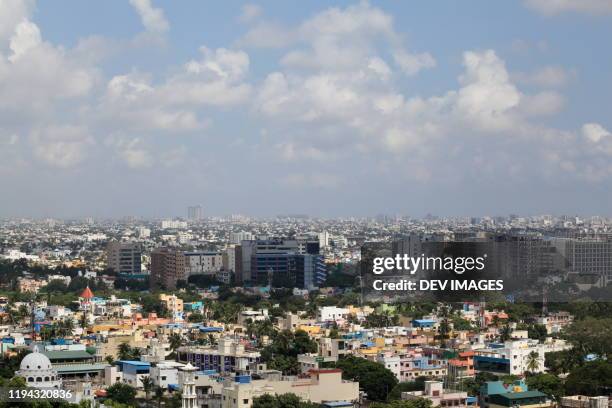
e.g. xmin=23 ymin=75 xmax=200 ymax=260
xmin=526 ymin=351 xmax=540 ymax=374
xmin=499 ymin=325 xmax=512 ymax=342
xmin=118 ymin=343 xmax=132 ymax=360
xmin=104 ymin=355 xmax=115 ymax=365
xmin=438 ymin=319 xmax=451 ymax=347
xmin=154 ymin=386 xmax=165 ymax=408
xmin=169 ymin=333 xmax=183 ymax=356
xmin=141 ymin=376 xmax=153 ymax=407
xmin=62 ymin=318 xmax=74 ymax=336
xmin=17 ymin=305 xmax=29 ymax=322
xmin=79 ymin=313 xmax=89 ymax=330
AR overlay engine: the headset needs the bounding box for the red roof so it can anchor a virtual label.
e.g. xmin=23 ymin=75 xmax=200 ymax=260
xmin=80 ymin=286 xmax=94 ymax=299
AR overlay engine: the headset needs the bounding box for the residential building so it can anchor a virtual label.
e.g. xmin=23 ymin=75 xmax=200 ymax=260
xmin=403 ymin=381 xmax=468 ymax=408
xmin=106 ymin=241 xmax=142 ymax=276
xmin=151 ymin=247 xmax=186 ymax=290
xmin=188 ymin=206 xmax=203 ymax=221
xmin=176 ymin=338 xmax=261 ymax=374
xmin=220 ymin=369 xmax=359 ymax=408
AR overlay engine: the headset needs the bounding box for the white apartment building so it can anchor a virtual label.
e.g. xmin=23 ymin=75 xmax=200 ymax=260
xmin=474 ymin=339 xmax=571 ymax=375
xmin=318 ymin=306 xmax=349 ymax=323
xmin=185 ymin=251 xmax=224 ymax=277
xmin=150 ymin=361 xmax=185 ymax=388
xmin=161 ymin=220 xmax=187 ymax=229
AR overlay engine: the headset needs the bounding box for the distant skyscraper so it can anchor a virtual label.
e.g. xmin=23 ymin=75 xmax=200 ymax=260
xmin=106 ymin=241 xmax=142 ymax=277
xmin=187 ymin=205 xmax=203 ymax=221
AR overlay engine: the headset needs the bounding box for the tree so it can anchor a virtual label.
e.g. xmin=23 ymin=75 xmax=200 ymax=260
xmin=106 ymin=383 xmax=137 ymax=406
xmin=117 ymin=343 xmax=133 ymax=361
xmin=499 ymin=325 xmax=512 ymax=342
xmin=252 ymin=393 xmax=319 ymax=408
xmin=154 ymin=386 xmax=165 ymax=408
xmin=387 ymin=379 xmax=427 ymax=401
xmin=261 ymin=330 xmax=318 ymax=375
xmin=527 ymin=324 xmax=548 ymax=342
xmin=167 ymin=391 xmax=183 ymax=408
xmin=563 ymin=318 xmax=612 ymax=360
xmin=43 ymin=280 xmax=68 ymax=293
xmin=525 ymin=351 xmax=540 ymax=374
xmin=451 ymin=316 xmax=473 ymax=331
xmin=525 ymin=373 xmax=563 ymax=401
xmin=142 ymin=376 xmax=154 ymax=407
xmin=370 ymin=398 xmax=433 ymax=408
xmin=169 ymin=333 xmax=183 ymax=356
xmin=79 ymin=313 xmax=89 ymax=330
xmin=565 ymin=361 xmax=612 ymax=396
xmin=545 ymin=349 xmax=580 ymax=375
xmin=334 ymin=355 xmax=398 ymax=401
xmin=187 ymin=312 xmax=204 ymax=323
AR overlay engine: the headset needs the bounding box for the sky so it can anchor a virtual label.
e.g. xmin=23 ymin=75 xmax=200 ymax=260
xmin=1 ymin=0 xmax=612 ymax=218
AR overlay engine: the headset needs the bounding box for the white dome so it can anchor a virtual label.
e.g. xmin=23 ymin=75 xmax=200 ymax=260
xmin=20 ymin=351 xmax=52 ymax=371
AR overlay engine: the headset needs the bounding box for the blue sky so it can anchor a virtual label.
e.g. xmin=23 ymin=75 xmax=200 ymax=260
xmin=1 ymin=0 xmax=612 ymax=218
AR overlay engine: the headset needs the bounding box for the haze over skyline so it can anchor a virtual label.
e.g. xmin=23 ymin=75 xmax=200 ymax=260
xmin=1 ymin=0 xmax=612 ymax=218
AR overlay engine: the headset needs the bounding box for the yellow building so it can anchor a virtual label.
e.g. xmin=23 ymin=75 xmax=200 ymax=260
xmin=160 ymin=294 xmax=184 ymax=315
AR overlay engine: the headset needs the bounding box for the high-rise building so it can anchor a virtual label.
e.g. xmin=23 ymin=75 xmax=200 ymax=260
xmin=236 ymin=238 xmax=324 ymax=288
xmin=187 ymin=205 xmax=203 ymax=221
xmin=552 ymin=237 xmax=612 ymax=284
xmin=106 ymin=241 xmax=142 ymax=277
xmin=151 ymin=247 xmax=186 ymax=290
xmin=184 ymin=251 xmax=223 ymax=277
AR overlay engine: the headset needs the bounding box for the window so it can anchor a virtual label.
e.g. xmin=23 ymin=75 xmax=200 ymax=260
xmin=243 ymin=399 xmax=249 ymax=404
xmin=161 ymin=376 xmax=167 ymax=380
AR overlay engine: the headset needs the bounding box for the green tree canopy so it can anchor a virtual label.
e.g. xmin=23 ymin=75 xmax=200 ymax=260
xmin=333 ymin=355 xmax=398 ymax=401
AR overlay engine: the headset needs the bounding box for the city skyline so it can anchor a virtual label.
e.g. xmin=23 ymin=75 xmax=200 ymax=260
xmin=1 ymin=1 xmax=612 ymax=218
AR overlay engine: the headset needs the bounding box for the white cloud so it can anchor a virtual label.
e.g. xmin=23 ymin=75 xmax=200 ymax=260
xmin=524 ymin=0 xmax=612 ymax=15
xmin=185 ymin=47 xmax=249 ymax=82
xmin=513 ymin=65 xmax=572 ymax=88
xmin=129 ymin=0 xmax=169 ymax=33
xmin=454 ymin=50 xmax=521 ymax=131
xmin=8 ymin=19 xmax=41 ymax=61
xmin=239 ymin=4 xmax=262 ymax=22
xmin=241 ymin=1 xmax=433 ymax=77
xmin=582 ymin=123 xmax=611 ymax=143
xmin=0 ymin=133 xmax=19 ymax=145
xmin=519 ymin=91 xmax=565 ymax=116
xmin=100 ymin=72 xmax=204 ymax=132
xmin=161 ymin=47 xmax=252 ymax=107
xmin=238 ymin=22 xmax=295 ymax=48
xmin=96 ymin=46 xmax=252 ymax=134
xmin=393 ymin=50 xmax=436 ymax=76
xmin=0 ymin=0 xmax=34 ymax=44
xmin=29 ymin=125 xmax=93 ymax=168
xmin=0 ymin=22 xmax=96 ymax=118
xmin=367 ymin=57 xmax=392 ymax=80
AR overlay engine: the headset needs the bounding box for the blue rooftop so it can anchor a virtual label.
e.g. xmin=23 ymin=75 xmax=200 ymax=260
xmin=117 ymin=360 xmax=151 ymax=367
